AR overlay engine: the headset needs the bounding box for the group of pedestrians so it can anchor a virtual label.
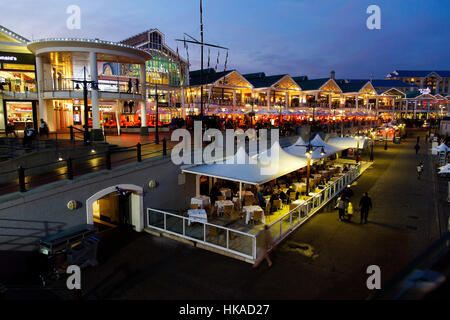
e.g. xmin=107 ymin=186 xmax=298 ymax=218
xmin=335 ymin=186 xmax=373 ymax=224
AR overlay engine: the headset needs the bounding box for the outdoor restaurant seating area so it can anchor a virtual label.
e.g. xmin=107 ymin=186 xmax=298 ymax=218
xmin=146 ymin=134 xmax=367 ymax=262
xmin=185 ymin=160 xmax=355 ymax=234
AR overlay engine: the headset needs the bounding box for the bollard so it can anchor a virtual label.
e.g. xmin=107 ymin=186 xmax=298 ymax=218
xmin=18 ymin=165 xmax=26 ymax=192
xmin=137 ymin=143 xmax=142 ymax=162
xmin=162 ymin=138 xmax=167 ymax=156
xmin=106 ymin=150 xmax=112 ymax=170
xmin=67 ymin=157 xmax=74 ymax=180
xmin=69 ymin=125 xmax=74 ymax=141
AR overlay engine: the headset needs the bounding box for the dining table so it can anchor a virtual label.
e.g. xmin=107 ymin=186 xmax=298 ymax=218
xmin=243 ymin=205 xmax=265 ymax=224
xmin=187 ymin=209 xmax=207 ymax=225
xmin=215 ymin=199 xmax=234 ymax=215
xmin=190 ymin=195 xmax=211 ymax=208
xmin=219 ymin=188 xmax=232 ymax=198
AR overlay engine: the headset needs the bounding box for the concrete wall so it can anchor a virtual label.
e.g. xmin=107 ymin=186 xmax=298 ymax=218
xmin=0 ymin=155 xmax=196 ymax=252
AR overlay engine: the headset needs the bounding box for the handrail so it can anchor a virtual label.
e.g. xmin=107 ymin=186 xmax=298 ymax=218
xmin=146 ymin=208 xmax=257 ymax=260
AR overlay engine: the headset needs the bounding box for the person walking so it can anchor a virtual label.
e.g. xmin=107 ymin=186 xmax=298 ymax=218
xmin=414 ymin=143 xmax=420 ymax=154
xmin=336 ymin=196 xmax=347 ymax=221
xmin=127 ymin=78 xmax=132 ymax=94
xmin=22 ymin=124 xmax=36 ymax=147
xmin=254 ymin=225 xmax=273 ymax=268
xmin=39 ymin=119 xmax=49 ymax=138
xmin=359 ymin=192 xmax=373 ymax=224
xmin=417 ymin=162 xmax=424 ymax=180
xmin=5 ymin=120 xmax=17 ymax=138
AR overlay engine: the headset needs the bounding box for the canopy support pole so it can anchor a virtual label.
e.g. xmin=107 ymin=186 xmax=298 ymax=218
xmin=239 ymin=182 xmax=242 ymax=207
xmin=196 ymin=175 xmax=201 ymax=197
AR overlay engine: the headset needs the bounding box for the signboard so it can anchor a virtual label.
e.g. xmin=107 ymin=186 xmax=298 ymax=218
xmin=0 ymin=51 xmax=35 ymax=65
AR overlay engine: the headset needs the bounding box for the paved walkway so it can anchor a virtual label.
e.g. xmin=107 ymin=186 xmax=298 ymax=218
xmin=2 ymin=130 xmax=443 ymax=300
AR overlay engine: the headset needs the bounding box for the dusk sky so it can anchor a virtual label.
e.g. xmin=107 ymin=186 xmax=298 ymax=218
xmin=2 ymin=0 xmax=449 ymax=79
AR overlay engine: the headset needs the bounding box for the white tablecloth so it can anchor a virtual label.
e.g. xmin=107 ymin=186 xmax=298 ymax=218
xmin=191 ymin=196 xmax=210 ymax=208
xmin=215 ymin=200 xmax=234 ymax=214
xmin=292 ymin=182 xmax=306 ymax=192
xmin=238 ymin=191 xmax=254 ymax=197
xmin=219 ymin=188 xmax=232 ymax=198
xmin=243 ymin=205 xmax=265 ymax=224
xmin=187 ymin=209 xmax=207 ymax=225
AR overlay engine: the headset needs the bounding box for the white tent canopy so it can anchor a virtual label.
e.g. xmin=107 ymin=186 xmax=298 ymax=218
xmin=285 ymin=134 xmax=340 ymax=160
xmin=326 ymin=136 xmax=368 ymax=150
xmin=182 ymin=142 xmax=308 ymax=185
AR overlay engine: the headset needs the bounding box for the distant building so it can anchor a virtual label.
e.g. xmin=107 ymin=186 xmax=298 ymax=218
xmin=386 ymin=70 xmax=450 ymax=95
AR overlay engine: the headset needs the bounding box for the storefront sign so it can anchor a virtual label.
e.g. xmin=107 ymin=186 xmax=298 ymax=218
xmin=0 ymin=55 xmax=17 ymax=61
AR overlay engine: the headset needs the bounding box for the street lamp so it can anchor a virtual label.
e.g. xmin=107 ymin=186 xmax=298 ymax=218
xmin=384 ymin=127 xmax=388 ymax=150
xmin=72 ymin=66 xmax=98 ymax=145
xmin=148 ymin=83 xmax=165 ymax=144
xmin=299 ymin=143 xmax=325 ymax=195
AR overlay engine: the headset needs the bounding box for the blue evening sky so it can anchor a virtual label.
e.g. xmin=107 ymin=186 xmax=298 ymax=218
xmin=1 ymin=0 xmax=449 ymax=78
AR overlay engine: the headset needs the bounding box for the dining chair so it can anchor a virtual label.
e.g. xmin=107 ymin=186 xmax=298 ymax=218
xmin=189 ymin=203 xmax=199 ymax=210
xmin=217 ymin=195 xmax=225 ymax=201
xmin=223 ymin=205 xmax=233 ymax=218
xmin=253 ymin=210 xmax=263 ymax=224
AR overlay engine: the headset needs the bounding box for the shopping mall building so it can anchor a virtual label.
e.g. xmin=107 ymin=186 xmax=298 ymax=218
xmin=1 ymin=24 xmax=449 ymax=136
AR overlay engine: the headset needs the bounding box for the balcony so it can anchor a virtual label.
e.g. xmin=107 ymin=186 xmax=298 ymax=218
xmin=0 ymin=80 xmax=38 ymax=100
xmin=39 ymin=78 xmax=144 ymax=100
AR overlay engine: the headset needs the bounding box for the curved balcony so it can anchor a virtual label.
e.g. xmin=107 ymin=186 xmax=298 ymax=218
xmin=39 ymin=78 xmax=144 ymax=100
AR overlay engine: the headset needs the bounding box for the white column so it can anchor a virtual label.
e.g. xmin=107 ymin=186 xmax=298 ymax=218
xmin=140 ymin=63 xmax=148 ymax=135
xmin=392 ymin=99 xmax=395 ymax=120
xmin=267 ymin=91 xmax=271 ymax=110
xmin=328 ymin=93 xmax=332 ymax=110
xmin=195 ymin=175 xmax=201 ymax=197
xmin=366 ymin=95 xmax=369 ymax=110
xmin=233 ymin=90 xmax=236 ymax=108
xmin=285 ymin=91 xmax=289 ymax=109
xmin=405 ymin=100 xmax=408 ymax=119
xmin=355 ymin=96 xmax=358 ymax=110
xmin=35 ymin=55 xmax=47 ymax=124
xmin=181 ymin=88 xmax=186 ymax=108
xmin=89 ymin=51 xmax=101 ymax=139
xmin=414 ymin=101 xmax=417 ymax=119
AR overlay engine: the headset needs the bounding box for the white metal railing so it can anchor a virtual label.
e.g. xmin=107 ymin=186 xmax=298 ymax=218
xmin=146 ymin=163 xmax=361 ymax=263
xmin=146 ymin=208 xmax=258 ymax=261
xmin=263 ymin=163 xmax=361 ymax=248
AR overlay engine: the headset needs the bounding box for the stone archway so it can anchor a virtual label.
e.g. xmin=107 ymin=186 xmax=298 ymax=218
xmin=86 ymin=184 xmax=144 ymax=232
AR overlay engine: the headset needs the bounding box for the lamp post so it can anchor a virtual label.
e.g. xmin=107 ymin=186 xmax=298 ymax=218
xmin=148 ymin=83 xmax=165 ymax=144
xmin=298 ymin=143 xmax=325 ymax=195
xmin=384 ymin=127 xmax=388 ymax=150
xmin=72 ymin=67 xmax=98 ymax=145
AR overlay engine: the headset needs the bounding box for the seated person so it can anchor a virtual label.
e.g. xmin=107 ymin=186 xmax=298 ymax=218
xmin=286 ymin=185 xmax=297 ymax=203
xmin=263 ymin=185 xmax=273 ymax=196
xmin=279 ymin=190 xmax=288 ymax=203
xmin=269 ymin=192 xmax=280 ymax=212
xmin=257 ymin=187 xmax=266 ymax=209
xmin=209 ymin=183 xmax=221 ymax=204
xmin=343 ymin=165 xmax=349 ymax=172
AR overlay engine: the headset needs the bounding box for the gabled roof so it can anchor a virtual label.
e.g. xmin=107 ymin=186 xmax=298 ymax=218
xmin=405 ymin=90 xmax=436 ymax=100
xmin=336 ymin=80 xmax=370 ymax=93
xmin=379 ymin=87 xmax=406 ymax=97
xmin=405 ymin=90 xmax=422 ymax=99
xmin=243 ymin=73 xmax=286 ymax=89
xmin=387 ymin=70 xmax=450 ymax=78
xmin=189 ymin=68 xmax=235 ymax=86
xmin=293 ymin=78 xmax=329 ymax=91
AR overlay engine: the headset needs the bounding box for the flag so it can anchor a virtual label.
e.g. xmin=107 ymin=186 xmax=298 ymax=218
xmin=224 ymin=50 xmax=229 ymax=72
xmin=207 ymin=48 xmax=210 ymax=69
xmin=215 ymin=51 xmax=220 ymax=71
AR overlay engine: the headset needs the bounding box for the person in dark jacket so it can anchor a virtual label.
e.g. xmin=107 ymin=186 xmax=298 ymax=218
xmin=359 ymin=192 xmax=373 ymax=224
